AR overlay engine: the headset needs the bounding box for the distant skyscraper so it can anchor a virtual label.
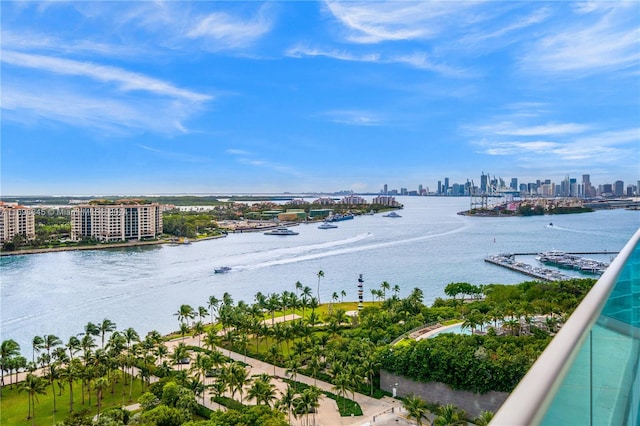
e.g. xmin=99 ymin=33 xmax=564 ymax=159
xmin=583 ymin=174 xmax=592 ymax=198
xmin=614 ymin=180 xmax=624 ymax=196
xmin=444 ymin=177 xmax=449 ymax=195
xmin=437 ymin=180 xmax=442 ymax=195
xmin=383 ymin=184 xmax=388 ymax=195
xmin=510 ymin=178 xmax=518 ymax=190
xmin=480 ymin=173 xmax=488 ymax=193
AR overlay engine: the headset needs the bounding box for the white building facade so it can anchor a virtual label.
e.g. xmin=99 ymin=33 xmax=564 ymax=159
xmin=0 ymin=202 xmax=36 ymax=243
xmin=71 ymin=203 xmax=163 ymax=242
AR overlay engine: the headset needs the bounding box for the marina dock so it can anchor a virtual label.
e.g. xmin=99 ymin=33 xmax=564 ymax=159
xmin=485 ymin=251 xmax=618 ymax=282
xmin=485 ymin=254 xmax=570 ymax=281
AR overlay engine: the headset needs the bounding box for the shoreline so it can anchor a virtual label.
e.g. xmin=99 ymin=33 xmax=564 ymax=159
xmin=0 ymin=234 xmax=227 ymax=257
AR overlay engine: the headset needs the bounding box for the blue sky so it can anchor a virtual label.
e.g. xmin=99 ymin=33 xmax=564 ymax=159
xmin=1 ymin=1 xmax=639 ymax=195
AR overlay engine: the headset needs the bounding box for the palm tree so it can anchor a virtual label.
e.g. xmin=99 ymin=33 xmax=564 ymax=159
xmin=175 ymin=304 xmax=195 ymax=327
xmin=285 ymin=356 xmax=302 ymax=390
xmin=381 ymin=281 xmax=391 ymax=301
xmin=1 ymin=339 xmax=20 ymax=388
xmin=247 ymin=375 xmax=277 ymax=406
xmin=295 ymin=386 xmax=321 ymax=426
xmin=331 ymin=291 xmax=339 ymax=308
xmin=20 ymin=373 xmax=48 ymax=425
xmin=277 ymin=384 xmax=297 ymax=425
xmin=98 ymin=318 xmax=117 ymax=349
xmin=403 ymin=394 xmax=429 ymax=426
xmin=473 ymin=410 xmax=494 ymax=426
xmin=42 ymin=334 xmax=62 ymax=413
xmin=393 ymin=284 xmax=400 ymax=295
xmin=434 ymin=404 xmax=466 ymax=426
xmin=171 ymin=343 xmax=189 ymax=371
xmin=179 ymin=322 xmax=190 ymax=343
xmin=93 ymin=376 xmax=109 ymax=417
xmin=31 ymin=336 xmax=44 ymax=364
xmin=207 ymin=295 xmax=220 ymax=324
xmin=266 ymin=293 xmax=281 ymax=325
xmin=60 ymin=358 xmax=82 ymax=413
xmin=340 ymin=289 xmax=347 ymax=303
xmin=316 ymin=270 xmax=324 ymax=303
xmin=192 ymin=320 xmax=205 ymax=347
xmin=332 ymin=372 xmax=351 ymax=413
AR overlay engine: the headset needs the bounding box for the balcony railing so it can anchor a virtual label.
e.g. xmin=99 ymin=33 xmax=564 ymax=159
xmin=492 ymin=227 xmax=640 ymax=426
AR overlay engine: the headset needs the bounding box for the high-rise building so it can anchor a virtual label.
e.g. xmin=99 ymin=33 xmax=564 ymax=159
xmin=614 ymin=180 xmax=624 ymax=196
xmin=71 ymin=203 xmax=163 ymax=242
xmin=480 ymin=173 xmax=488 ymax=193
xmin=444 ymin=177 xmax=450 ymax=195
xmin=383 ymin=184 xmax=388 ymax=195
xmin=0 ymin=202 xmax=36 ymax=244
xmin=510 ymin=178 xmax=518 ymax=190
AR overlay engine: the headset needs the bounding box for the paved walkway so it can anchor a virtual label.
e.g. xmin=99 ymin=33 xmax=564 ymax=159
xmin=5 ymin=334 xmax=420 ymax=426
xmin=167 ymin=334 xmax=414 ymax=426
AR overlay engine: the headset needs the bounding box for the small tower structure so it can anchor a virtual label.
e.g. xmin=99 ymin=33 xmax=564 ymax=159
xmin=357 ymin=274 xmax=364 ymax=311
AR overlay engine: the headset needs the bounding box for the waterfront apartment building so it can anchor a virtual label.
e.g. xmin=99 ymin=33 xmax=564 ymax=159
xmin=71 ymin=203 xmax=163 ymax=242
xmin=372 ymin=195 xmax=399 ymax=206
xmin=0 ymin=202 xmax=36 ymax=244
xmin=340 ymin=195 xmax=367 ymax=204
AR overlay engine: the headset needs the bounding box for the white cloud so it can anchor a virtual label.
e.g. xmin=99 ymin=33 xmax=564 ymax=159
xmin=324 ymin=1 xmax=481 ymax=44
xmin=1 ymin=30 xmax=142 ymax=58
xmin=186 ymin=8 xmax=273 ymax=49
xmin=521 ymin=4 xmax=640 ymax=74
xmin=321 ymin=110 xmax=383 ymax=126
xmin=286 ymin=44 xmax=380 ymax=62
xmin=227 ymin=149 xmax=301 ymax=176
xmin=2 ymin=50 xmax=211 ymax=103
xmin=2 ymin=83 xmax=192 ymax=135
xmin=137 ymin=145 xmax=209 ymax=163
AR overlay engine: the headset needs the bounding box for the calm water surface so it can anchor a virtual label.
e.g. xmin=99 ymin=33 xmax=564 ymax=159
xmin=2 ymin=197 xmax=638 ymax=353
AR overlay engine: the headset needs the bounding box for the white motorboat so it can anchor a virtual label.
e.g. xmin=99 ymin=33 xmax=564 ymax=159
xmin=318 ymin=222 xmax=338 ymax=229
xmin=264 ymin=226 xmax=299 ymax=236
xmin=383 ymin=211 xmax=402 ymax=218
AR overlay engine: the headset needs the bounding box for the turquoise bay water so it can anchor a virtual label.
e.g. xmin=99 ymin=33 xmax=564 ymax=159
xmin=1 ymin=197 xmax=638 ymax=353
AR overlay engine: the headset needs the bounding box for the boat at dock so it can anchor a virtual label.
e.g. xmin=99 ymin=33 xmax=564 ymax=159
xmin=536 ymin=251 xmax=609 ymax=275
xmin=214 ymin=266 xmax=231 ymax=274
xmin=325 ymin=213 xmax=354 ymax=222
xmin=264 ymin=226 xmax=299 ymax=236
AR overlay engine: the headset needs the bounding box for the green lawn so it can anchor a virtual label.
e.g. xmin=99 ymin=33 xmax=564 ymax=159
xmin=1 ymin=376 xmax=144 ymax=425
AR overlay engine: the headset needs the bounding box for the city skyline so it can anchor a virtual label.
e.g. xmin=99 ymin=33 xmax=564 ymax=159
xmin=2 ymin=1 xmax=639 ymax=195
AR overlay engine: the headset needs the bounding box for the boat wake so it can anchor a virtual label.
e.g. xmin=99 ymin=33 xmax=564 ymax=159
xmin=237 ymin=224 xmax=469 ymax=270
xmin=546 ymin=224 xmax=623 ymax=238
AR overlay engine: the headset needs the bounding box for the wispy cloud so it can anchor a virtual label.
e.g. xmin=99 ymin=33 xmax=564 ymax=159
xmin=137 ymin=145 xmax=209 ymax=163
xmin=226 ymin=149 xmax=301 ymax=176
xmin=520 ymin=3 xmax=640 ymax=74
xmin=473 ymin=122 xmax=591 ymax=137
xmin=1 ymin=30 xmax=143 ymax=59
xmin=2 ymin=50 xmax=211 ymax=103
xmin=2 ymin=83 xmax=191 ymax=135
xmin=286 ymin=44 xmax=465 ymax=77
xmin=324 ymin=1 xmax=481 ymax=44
xmin=186 ymin=7 xmax=274 ymax=49
xmin=286 ymin=44 xmax=380 ymax=62
xmin=320 ymin=110 xmax=383 ymax=126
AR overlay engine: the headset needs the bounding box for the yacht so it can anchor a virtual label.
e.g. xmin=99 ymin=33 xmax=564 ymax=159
xmin=264 ymin=226 xmax=299 ymax=236
xmin=318 ymin=222 xmax=338 ymax=229
xmin=214 ymin=266 xmax=231 ymax=274
xmin=383 ymin=211 xmax=402 ymax=218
